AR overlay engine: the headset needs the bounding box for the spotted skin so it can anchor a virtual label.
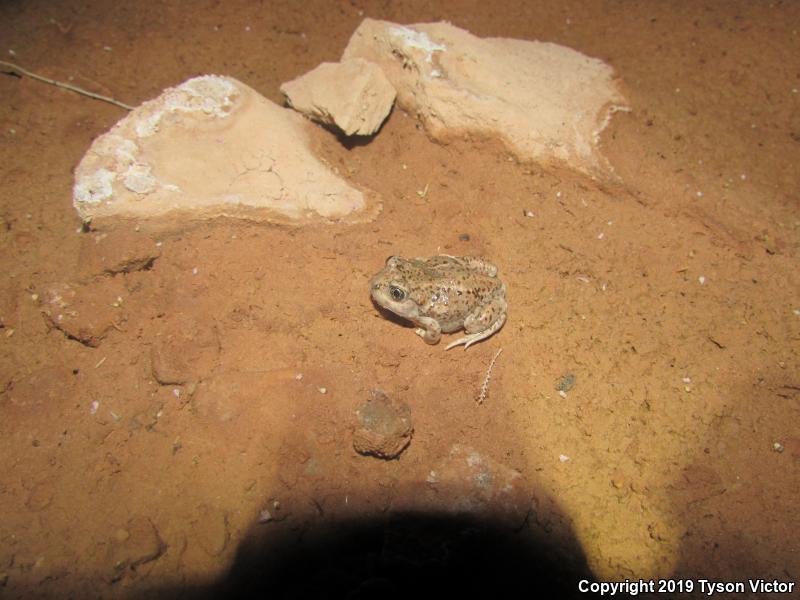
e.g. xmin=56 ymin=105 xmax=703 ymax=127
xmin=369 ymin=255 xmax=507 ymax=350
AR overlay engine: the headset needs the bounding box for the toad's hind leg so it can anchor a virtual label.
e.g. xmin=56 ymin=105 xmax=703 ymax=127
xmin=445 ymin=297 xmax=507 ymax=350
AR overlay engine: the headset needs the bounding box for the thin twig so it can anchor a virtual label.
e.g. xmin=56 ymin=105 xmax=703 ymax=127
xmin=477 ymin=347 xmax=503 ymax=405
xmin=0 ymin=60 xmax=133 ymax=110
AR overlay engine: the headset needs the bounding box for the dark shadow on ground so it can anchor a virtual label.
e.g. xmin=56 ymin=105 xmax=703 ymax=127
xmin=156 ymin=511 xmax=609 ymax=599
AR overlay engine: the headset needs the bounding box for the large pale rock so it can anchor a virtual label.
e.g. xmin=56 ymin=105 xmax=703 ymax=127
xmin=343 ymin=19 xmax=628 ymax=176
xmin=281 ymin=58 xmax=396 ymax=136
xmin=73 ymin=75 xmax=368 ymax=224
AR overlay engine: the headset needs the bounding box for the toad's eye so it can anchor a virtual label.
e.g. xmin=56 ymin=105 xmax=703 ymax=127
xmin=389 ymin=285 xmax=406 ymax=301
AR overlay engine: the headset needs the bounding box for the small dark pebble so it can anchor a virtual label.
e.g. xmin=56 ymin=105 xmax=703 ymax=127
xmin=459 ymin=233 xmax=470 ymax=241
xmin=556 ymin=373 xmax=576 ymax=393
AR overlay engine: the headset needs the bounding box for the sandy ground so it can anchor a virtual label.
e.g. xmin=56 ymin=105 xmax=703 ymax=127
xmin=1 ymin=1 xmax=798 ymax=598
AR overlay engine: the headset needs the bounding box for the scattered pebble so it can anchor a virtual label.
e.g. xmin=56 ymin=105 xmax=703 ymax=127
xmin=192 ymin=267 xmax=198 ymax=275
xmin=740 ymin=174 xmax=747 ymax=181
xmin=696 ymin=191 xmax=704 ymax=198
xmin=556 ymin=373 xmax=576 ymax=393
xmin=459 ymin=233 xmax=470 ymax=241
xmin=597 ymin=232 xmax=605 ymax=240
xmin=523 ymin=210 xmax=535 ymax=217
xmin=257 ymin=508 xmax=273 ymax=523
xmin=792 ymin=309 xmax=800 ymax=316
xmin=559 ymin=454 xmax=570 ymax=462
xmin=773 ymin=442 xmax=784 ymax=453
xmin=318 ymin=387 xmax=327 ymax=394
xmin=556 ymin=191 xmax=562 ymax=198
xmin=558 ymin=390 xmax=567 ymax=398
xmin=90 ymin=400 xmax=99 ymax=415
xmin=172 ymin=388 xmax=181 ymax=398
xmin=682 ymin=376 xmax=692 ymax=384
xmin=698 ymin=276 xmax=706 ymax=285
xmin=295 ymin=373 xmax=303 ymax=380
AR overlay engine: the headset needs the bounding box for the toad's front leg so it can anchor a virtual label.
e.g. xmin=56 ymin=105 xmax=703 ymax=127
xmin=412 ymin=315 xmax=442 ymax=345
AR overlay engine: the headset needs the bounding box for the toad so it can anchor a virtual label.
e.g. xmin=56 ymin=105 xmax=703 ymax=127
xmin=370 ymin=255 xmax=507 ymax=350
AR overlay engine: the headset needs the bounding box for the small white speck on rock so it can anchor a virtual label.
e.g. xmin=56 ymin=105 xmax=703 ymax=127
xmin=258 ymin=508 xmax=273 ymax=523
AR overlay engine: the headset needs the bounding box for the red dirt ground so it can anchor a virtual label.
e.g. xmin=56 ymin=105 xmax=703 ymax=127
xmin=1 ymin=1 xmax=798 ymax=598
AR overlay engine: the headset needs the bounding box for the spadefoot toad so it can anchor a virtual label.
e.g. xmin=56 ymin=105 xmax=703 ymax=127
xmin=370 ymin=255 xmax=507 ymax=350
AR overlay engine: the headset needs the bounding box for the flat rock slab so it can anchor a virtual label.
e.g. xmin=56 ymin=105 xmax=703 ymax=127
xmin=281 ymin=58 xmax=396 ymax=136
xmin=424 ymin=444 xmax=528 ymax=516
xmin=73 ymin=75 xmax=369 ymax=225
xmin=343 ymin=19 xmax=628 ymax=176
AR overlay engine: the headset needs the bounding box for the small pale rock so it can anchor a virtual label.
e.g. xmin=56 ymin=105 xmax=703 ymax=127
xmin=281 ymin=58 xmax=396 ymax=136
xmin=353 ymin=390 xmax=413 ymax=459
xmin=73 ymin=75 xmax=371 ymax=226
xmin=343 ymin=19 xmax=628 ymax=176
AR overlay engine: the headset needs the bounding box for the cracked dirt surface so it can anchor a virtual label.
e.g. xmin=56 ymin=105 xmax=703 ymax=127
xmin=0 ymin=1 xmax=798 ymax=598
